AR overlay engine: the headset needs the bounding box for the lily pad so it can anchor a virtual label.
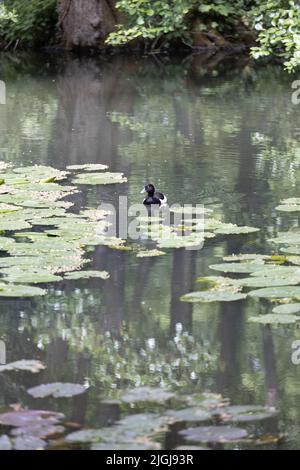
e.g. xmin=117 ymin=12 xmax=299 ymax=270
xmin=13 ymin=435 xmax=46 ymax=450
xmin=248 ymin=286 xmax=300 ymax=299
xmin=212 ymin=405 xmax=278 ymax=422
xmin=73 ymin=172 xmax=127 ymax=185
xmin=179 ymin=425 xmax=248 ymax=443
xmin=249 ymin=314 xmax=300 ymax=324
xmin=272 ymin=303 xmax=300 ymax=314
xmin=66 ymin=413 xmax=167 ymax=445
xmin=27 ymin=382 xmax=87 ymax=398
xmin=119 ymin=387 xmax=175 ymax=404
xmin=0 ymin=284 xmax=46 ymax=297
xmin=214 ymin=224 xmax=259 ymax=235
xmin=181 ymin=291 xmax=247 ymax=303
xmin=64 ymin=270 xmax=110 ymax=280
xmin=164 ymin=408 xmax=211 ymax=423
xmin=136 ymin=250 xmax=166 ymax=258
xmin=67 ymin=164 xmax=108 ymax=171
xmin=0 ymin=410 xmax=64 ymax=427
xmin=0 ymin=435 xmax=12 ymax=450
xmin=0 ymin=360 xmax=45 ymax=373
xmin=239 ymin=277 xmax=300 ymax=288
xmin=276 ymin=204 xmax=300 ymax=212
xmin=209 ymin=262 xmax=265 ymax=274
xmin=91 ymin=442 xmax=154 ymax=450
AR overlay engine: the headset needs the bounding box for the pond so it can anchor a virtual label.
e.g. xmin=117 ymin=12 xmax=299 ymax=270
xmin=0 ymin=51 xmax=299 ymax=450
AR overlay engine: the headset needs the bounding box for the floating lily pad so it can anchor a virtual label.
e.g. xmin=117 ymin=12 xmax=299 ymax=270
xmin=157 ymin=235 xmax=204 ymax=249
xmin=179 ymin=425 xmax=248 ymax=443
xmin=174 ymin=445 xmax=209 ymax=450
xmin=276 ymin=205 xmax=300 ymax=212
xmin=119 ymin=387 xmax=175 ymax=404
xmin=67 ymin=164 xmax=108 ymax=171
xmin=0 ymin=435 xmax=12 ymax=450
xmin=181 ymin=291 xmax=247 ymax=303
xmin=13 ymin=435 xmax=46 ymax=450
xmin=73 ymin=172 xmax=127 ymax=185
xmin=223 ymin=254 xmax=270 ymax=262
xmin=249 ymin=286 xmax=300 ymax=299
xmin=0 ymin=410 xmax=64 ymax=427
xmin=1 ymin=269 xmax=63 ymax=284
xmin=269 ymin=233 xmax=300 ymax=244
xmin=187 ymin=393 xmax=230 ymax=409
xmin=215 ymin=224 xmax=259 ymax=235
xmin=209 ymin=262 xmax=265 ymax=274
xmin=27 ymin=382 xmax=87 ymax=398
xmin=91 ymin=442 xmax=154 ymax=450
xmin=0 ymin=284 xmax=46 ymax=297
xmin=239 ymin=277 xmax=300 ymax=288
xmin=213 ymin=405 xmax=278 ymax=422
xmin=64 ymin=270 xmax=110 ymax=280
xmin=164 ymin=408 xmax=211 ymax=423
xmin=66 ymin=413 xmax=167 ymax=445
xmin=11 ymin=423 xmax=65 ymax=439
xmin=136 ymin=250 xmax=166 ymax=258
xmin=249 ymin=314 xmax=300 ymax=324
xmin=0 ymin=360 xmax=45 ymax=373
xmin=272 ymin=303 xmax=300 ymax=314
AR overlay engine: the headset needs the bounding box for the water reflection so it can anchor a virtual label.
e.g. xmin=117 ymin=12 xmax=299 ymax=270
xmin=0 ymin=52 xmax=300 ymax=448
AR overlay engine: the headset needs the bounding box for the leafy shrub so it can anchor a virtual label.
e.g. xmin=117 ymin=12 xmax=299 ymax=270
xmin=250 ymin=0 xmax=300 ymax=72
xmin=0 ymin=0 xmax=57 ymax=47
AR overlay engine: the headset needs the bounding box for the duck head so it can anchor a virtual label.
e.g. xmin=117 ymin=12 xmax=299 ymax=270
xmin=141 ymin=183 xmax=155 ymax=196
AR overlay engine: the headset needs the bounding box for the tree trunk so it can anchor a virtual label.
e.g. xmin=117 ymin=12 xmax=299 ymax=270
xmin=58 ymin=0 xmax=120 ymax=49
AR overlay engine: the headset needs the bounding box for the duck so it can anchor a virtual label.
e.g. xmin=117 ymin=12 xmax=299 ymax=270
xmin=141 ymin=183 xmax=167 ymax=206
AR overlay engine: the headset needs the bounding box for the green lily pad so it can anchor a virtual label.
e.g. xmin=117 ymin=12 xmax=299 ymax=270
xmin=213 ymin=405 xmax=278 ymax=422
xmin=249 ymin=286 xmax=300 ymax=299
xmin=181 ymin=291 xmax=247 ymax=302
xmin=209 ymin=262 xmax=265 ymax=274
xmin=222 ymin=254 xmax=270 ymax=262
xmin=136 ymin=249 xmax=166 ymax=257
xmin=239 ymin=276 xmax=300 ymax=288
xmin=164 ymin=408 xmax=211 ymax=423
xmin=0 ymin=284 xmax=46 ymax=297
xmin=179 ymin=425 xmax=248 ymax=443
xmin=91 ymin=442 xmax=154 ymax=450
xmin=0 ymin=410 xmax=64 ymax=427
xmin=1 ymin=269 xmax=63 ymax=284
xmin=67 ymin=164 xmax=108 ymax=171
xmin=249 ymin=314 xmax=300 ymax=324
xmin=215 ymin=224 xmax=259 ymax=235
xmin=73 ymin=172 xmax=127 ymax=185
xmin=64 ymin=271 xmax=110 ymax=280
xmin=0 ymin=435 xmax=12 ymax=450
xmin=13 ymin=435 xmax=46 ymax=451
xmin=272 ymin=303 xmax=300 ymax=314
xmin=66 ymin=413 xmax=167 ymax=445
xmin=120 ymin=387 xmax=175 ymax=404
xmin=0 ymin=360 xmax=45 ymax=373
xmin=27 ymin=383 xmax=87 ymax=398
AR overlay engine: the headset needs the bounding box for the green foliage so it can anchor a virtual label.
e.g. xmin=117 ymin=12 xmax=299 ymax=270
xmin=250 ymin=0 xmax=300 ymax=72
xmin=107 ymin=0 xmax=300 ymax=71
xmin=0 ymin=0 xmax=57 ymax=47
xmin=107 ymin=0 xmax=249 ymax=47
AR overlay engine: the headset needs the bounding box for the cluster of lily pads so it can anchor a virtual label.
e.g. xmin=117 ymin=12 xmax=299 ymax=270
xmin=0 ymin=162 xmax=128 ymax=296
xmin=0 ymin=377 xmax=281 ymax=450
xmin=180 ymin=200 xmax=300 ymax=324
xmin=136 ymin=205 xmax=260 ymax=253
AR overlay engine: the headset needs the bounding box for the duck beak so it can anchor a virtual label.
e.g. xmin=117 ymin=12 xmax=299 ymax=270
xmin=140 ymin=187 xmax=146 ymax=194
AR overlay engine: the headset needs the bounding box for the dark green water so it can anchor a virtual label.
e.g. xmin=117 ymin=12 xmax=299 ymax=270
xmin=0 ymin=52 xmax=300 ymax=449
